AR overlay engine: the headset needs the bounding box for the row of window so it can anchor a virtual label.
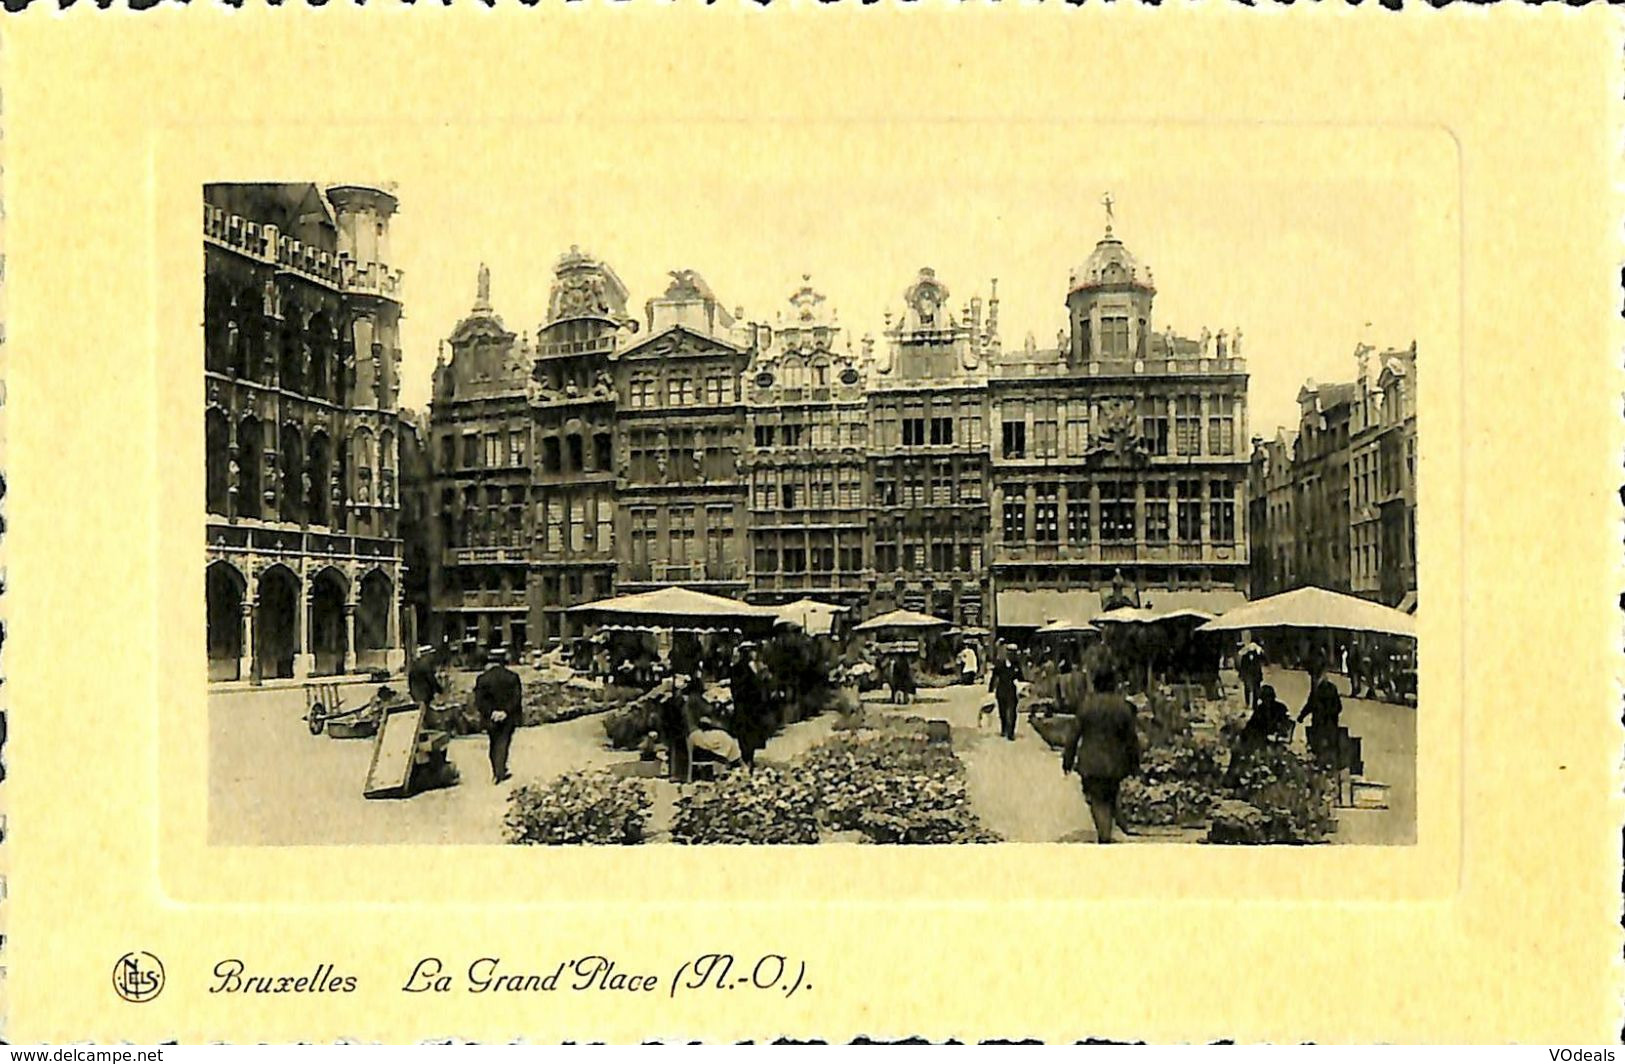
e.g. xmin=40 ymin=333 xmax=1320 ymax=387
xmin=871 ymin=541 xmax=985 ymax=575
xmin=628 ymin=506 xmax=738 ymax=566
xmin=998 ymin=405 xmax=1239 ymax=459
xmin=871 ymin=412 xmax=986 ymax=450
xmin=627 ymin=374 xmax=740 ymax=409
xmin=753 ymin=544 xmax=866 ymax=574
xmin=751 ymin=420 xmax=868 ymax=449
xmin=999 ymin=479 xmax=1238 ymax=544
xmin=752 ymin=470 xmax=867 ymax=511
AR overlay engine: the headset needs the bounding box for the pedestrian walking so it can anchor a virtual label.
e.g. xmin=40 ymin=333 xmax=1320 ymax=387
xmin=989 ymin=644 xmax=1022 ymax=741
xmin=1061 ymin=668 xmax=1142 ymax=843
xmin=890 ymin=654 xmax=916 ymax=705
xmin=1236 ymin=631 xmax=1265 ymax=709
xmin=1296 ymin=652 xmax=1344 ymax=772
xmin=473 ymin=645 xmax=523 ymax=785
xmin=728 ymin=642 xmax=773 ymax=770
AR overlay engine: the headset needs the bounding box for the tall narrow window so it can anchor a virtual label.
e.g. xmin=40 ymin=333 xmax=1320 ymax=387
xmin=596 ymin=499 xmax=615 ymax=552
xmin=1002 ymin=419 xmax=1026 ymax=459
xmin=1175 ymin=397 xmax=1201 ymax=456
xmin=1034 ymin=483 xmax=1059 ymax=543
xmin=1002 ymin=488 xmax=1027 ymax=543
xmin=1140 ymin=398 xmax=1169 ymax=456
xmin=930 ymin=416 xmax=954 ymax=445
xmin=1066 ymin=495 xmax=1090 ymax=545
xmin=1034 ymin=400 xmax=1058 ymax=459
xmin=1209 ymin=478 xmax=1236 ymax=543
xmin=1145 ymin=481 xmax=1170 ymax=543
xmin=1100 ymin=480 xmax=1135 ymax=542
xmin=1065 ymin=412 xmax=1089 ymax=456
xmin=1177 ymin=479 xmax=1203 ymax=542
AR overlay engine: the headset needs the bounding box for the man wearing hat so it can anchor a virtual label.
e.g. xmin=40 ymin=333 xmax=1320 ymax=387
xmin=474 ymin=646 xmax=523 ymax=785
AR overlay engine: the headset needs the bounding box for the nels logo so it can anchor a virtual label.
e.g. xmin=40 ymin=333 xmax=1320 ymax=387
xmin=113 ymin=951 xmax=165 ymax=1003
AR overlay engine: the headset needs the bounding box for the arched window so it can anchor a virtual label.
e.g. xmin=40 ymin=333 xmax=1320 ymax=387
xmin=379 ymin=429 xmax=396 ymax=507
xmin=279 ymin=423 xmax=305 ymax=524
xmin=307 ymin=431 xmax=332 ymax=527
xmin=205 ymin=408 xmax=231 ymax=515
xmin=781 ymin=358 xmax=805 ymax=390
xmin=237 ymin=416 xmax=263 ymax=519
xmin=280 ymin=316 xmax=304 ymax=394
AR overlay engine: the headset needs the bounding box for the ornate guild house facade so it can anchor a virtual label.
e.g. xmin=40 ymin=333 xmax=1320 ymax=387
xmin=741 ymin=278 xmax=873 ymax=608
xmin=991 ymin=212 xmax=1251 ymax=628
xmin=866 ymin=268 xmax=998 ymax=627
xmin=204 ymin=182 xmax=408 ymax=681
xmin=614 ymin=271 xmax=752 ymax=601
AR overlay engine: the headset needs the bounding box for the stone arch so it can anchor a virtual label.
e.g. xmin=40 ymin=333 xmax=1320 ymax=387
xmin=355 ymin=568 xmax=393 ymax=669
xmin=781 ymin=356 xmax=806 ymax=389
xmin=206 ymin=560 xmax=247 ymax=681
xmin=237 ymin=415 xmax=263 ymax=519
xmin=280 ymin=422 xmax=305 ymax=524
xmin=308 ymin=566 xmax=349 ymax=677
xmin=308 ymin=310 xmax=336 ymax=402
xmin=254 ymin=563 xmax=300 ymax=680
xmin=206 ymin=407 xmax=231 ymax=516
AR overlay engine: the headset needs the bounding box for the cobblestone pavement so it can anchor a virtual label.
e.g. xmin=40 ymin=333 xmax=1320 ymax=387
xmin=210 ymin=665 xmax=1415 ymax=847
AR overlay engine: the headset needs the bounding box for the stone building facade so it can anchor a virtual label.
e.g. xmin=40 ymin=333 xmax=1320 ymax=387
xmin=204 ymin=182 xmax=408 ymax=682
xmin=1246 ymin=341 xmax=1418 ymax=609
xmin=614 ymin=272 xmax=752 ymax=600
xmin=865 ymin=268 xmax=997 ymax=627
xmin=427 ymin=265 xmax=533 ymax=657
xmin=527 ymin=249 xmax=631 ymax=646
xmin=990 ymin=219 xmax=1250 ymax=627
xmin=741 ymin=278 xmax=873 ymax=608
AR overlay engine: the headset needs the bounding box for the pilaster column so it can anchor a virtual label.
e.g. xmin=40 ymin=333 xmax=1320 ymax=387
xmin=294 ymin=583 xmax=314 ymax=679
xmin=238 ymin=597 xmax=256 ymax=684
xmin=1197 ymin=394 xmax=1209 ymax=456
xmin=341 ymin=597 xmax=357 ymax=674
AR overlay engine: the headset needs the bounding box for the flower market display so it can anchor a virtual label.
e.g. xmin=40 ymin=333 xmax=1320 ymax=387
xmin=503 ymin=771 xmax=653 ymax=846
xmin=1205 ymin=740 xmax=1337 ymax=845
xmin=669 ymin=766 xmax=821 ymax=845
xmin=796 ymin=726 xmax=1001 ymax=845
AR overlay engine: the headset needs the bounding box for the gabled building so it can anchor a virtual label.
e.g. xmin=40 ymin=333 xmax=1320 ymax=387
xmin=204 ymin=182 xmax=408 ymax=682
xmin=1246 ymin=427 xmax=1299 ymax=599
xmin=991 ymin=212 xmax=1250 ymax=631
xmin=866 ymin=267 xmax=997 ymax=626
xmin=528 ymin=246 xmax=631 ymax=646
xmin=741 ymin=277 xmax=872 ymax=607
xmin=426 ymin=265 xmax=534 ymax=658
xmin=613 ymin=270 xmax=753 ymax=598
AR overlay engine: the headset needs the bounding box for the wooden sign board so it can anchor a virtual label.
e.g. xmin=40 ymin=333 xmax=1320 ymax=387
xmin=364 ymin=703 xmax=426 ymax=799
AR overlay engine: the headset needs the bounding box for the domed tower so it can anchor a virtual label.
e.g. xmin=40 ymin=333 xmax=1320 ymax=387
xmin=1066 ymin=194 xmax=1156 ymax=366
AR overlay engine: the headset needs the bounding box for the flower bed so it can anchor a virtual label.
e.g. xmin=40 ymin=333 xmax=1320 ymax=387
xmin=503 ymin=771 xmax=653 ymax=845
xmin=1205 ymin=740 xmax=1336 ymax=845
xmin=670 ymin=766 xmax=821 ymax=845
xmin=797 ymin=729 xmax=1000 ymax=845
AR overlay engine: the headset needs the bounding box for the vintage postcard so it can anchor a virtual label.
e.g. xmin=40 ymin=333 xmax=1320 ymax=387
xmin=2 ymin=6 xmax=1620 ymax=1045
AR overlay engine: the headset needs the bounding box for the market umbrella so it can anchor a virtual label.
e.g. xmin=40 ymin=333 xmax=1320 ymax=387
xmin=1091 ymin=605 xmax=1157 ymax=625
xmin=776 ymin=597 xmax=850 ymax=636
xmin=1036 ymin=618 xmax=1098 ymax=635
xmin=1197 ymin=586 xmax=1417 ymax=638
xmin=567 ymin=586 xmax=780 ymax=631
xmin=853 ymin=608 xmax=951 ymax=633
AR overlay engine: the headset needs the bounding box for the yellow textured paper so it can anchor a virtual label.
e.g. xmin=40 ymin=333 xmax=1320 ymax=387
xmin=3 ymin=7 xmax=1621 ymax=1043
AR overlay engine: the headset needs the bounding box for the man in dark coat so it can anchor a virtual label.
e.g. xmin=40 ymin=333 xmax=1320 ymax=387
xmin=1297 ymin=653 xmax=1344 ymax=771
xmin=988 ymin=644 xmax=1022 ymax=741
xmin=728 ymin=643 xmax=772 ymax=770
xmin=407 ymin=644 xmax=442 ymax=715
xmin=473 ymin=646 xmax=523 ymax=785
xmin=1236 ymin=630 xmax=1265 ymax=709
xmin=1061 ymin=668 xmax=1142 ymax=843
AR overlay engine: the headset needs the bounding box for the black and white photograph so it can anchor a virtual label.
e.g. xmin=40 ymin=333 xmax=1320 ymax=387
xmin=204 ymin=171 xmax=1419 ymax=849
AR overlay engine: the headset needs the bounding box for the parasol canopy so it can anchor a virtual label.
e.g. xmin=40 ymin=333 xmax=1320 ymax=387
xmin=1092 ymin=605 xmax=1157 ymax=625
xmin=776 ymin=597 xmax=850 ymax=636
xmin=1036 ymin=618 xmax=1099 ymax=636
xmin=567 ymin=586 xmax=779 ymax=631
xmin=1198 ymin=586 xmax=1418 ymax=638
xmin=853 ymin=608 xmax=952 ymax=633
